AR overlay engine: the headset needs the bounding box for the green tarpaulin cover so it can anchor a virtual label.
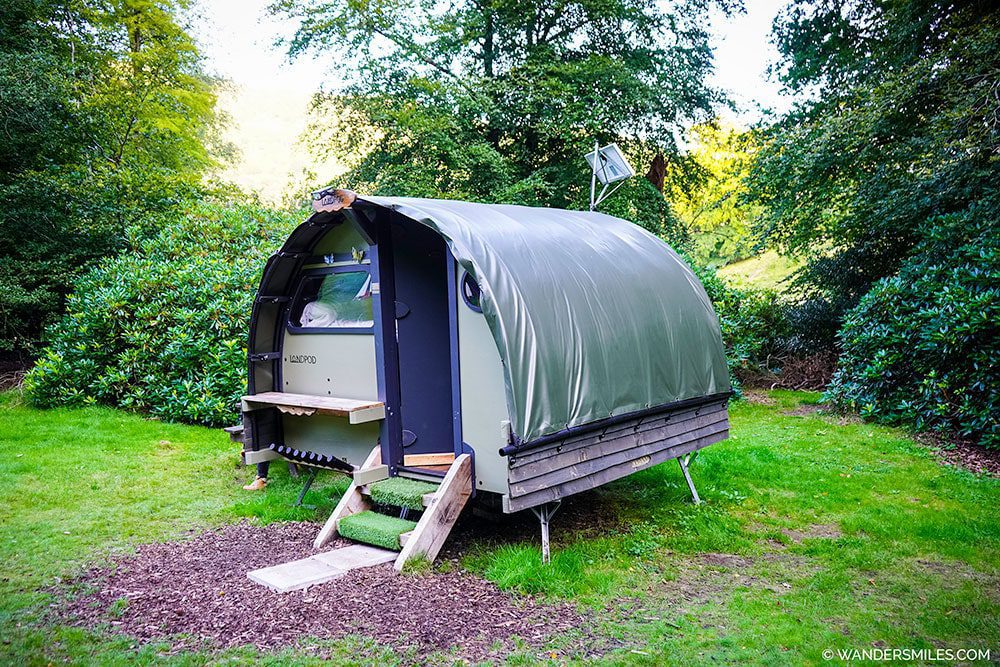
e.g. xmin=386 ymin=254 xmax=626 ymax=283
xmin=361 ymin=197 xmax=730 ymax=444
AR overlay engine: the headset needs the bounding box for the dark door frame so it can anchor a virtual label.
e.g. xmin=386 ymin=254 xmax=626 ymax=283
xmin=372 ymin=213 xmax=464 ymax=477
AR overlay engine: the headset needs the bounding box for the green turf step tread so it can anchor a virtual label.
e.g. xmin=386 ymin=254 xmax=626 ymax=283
xmin=368 ymin=477 xmax=440 ymax=510
xmin=338 ymin=511 xmax=417 ymax=551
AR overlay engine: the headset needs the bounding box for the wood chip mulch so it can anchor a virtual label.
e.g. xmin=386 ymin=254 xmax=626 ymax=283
xmin=915 ymin=433 xmax=1000 ymax=478
xmin=54 ymin=521 xmax=605 ymax=663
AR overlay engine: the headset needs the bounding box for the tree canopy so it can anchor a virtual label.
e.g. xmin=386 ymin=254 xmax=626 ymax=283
xmin=273 ymin=0 xmax=739 ymax=242
xmin=0 ymin=0 xmax=219 ymax=353
xmin=671 ymin=121 xmax=762 ymax=267
xmin=749 ymin=0 xmax=1000 ymax=309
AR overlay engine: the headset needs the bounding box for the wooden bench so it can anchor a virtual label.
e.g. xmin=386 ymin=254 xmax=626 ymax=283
xmin=241 ymin=392 xmax=385 ymax=424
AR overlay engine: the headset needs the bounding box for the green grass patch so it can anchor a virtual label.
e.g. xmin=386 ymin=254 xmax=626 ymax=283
xmin=2 ymin=388 xmax=998 ymax=664
xmin=338 ymin=510 xmax=417 ymax=550
xmin=718 ymin=249 xmax=800 ymax=289
xmin=463 ymin=390 xmax=1000 ymax=661
xmin=368 ymin=476 xmax=439 ymax=510
xmin=0 ymin=390 xmax=361 ymax=663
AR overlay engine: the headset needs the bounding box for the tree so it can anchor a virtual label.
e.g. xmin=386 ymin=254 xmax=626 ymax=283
xmin=273 ymin=0 xmax=739 ymax=244
xmin=0 ymin=0 xmax=219 ymax=355
xmin=749 ymin=0 xmax=1000 ymax=310
xmin=671 ymin=120 xmax=762 ymax=267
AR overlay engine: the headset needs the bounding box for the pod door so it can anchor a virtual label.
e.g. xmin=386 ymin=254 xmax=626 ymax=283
xmin=379 ymin=216 xmax=457 ymax=472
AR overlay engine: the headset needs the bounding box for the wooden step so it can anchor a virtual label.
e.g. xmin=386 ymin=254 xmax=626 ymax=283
xmin=360 ymin=486 xmax=438 ymax=509
xmin=242 ymin=392 xmax=385 ymax=424
xmin=338 ymin=511 xmax=417 ymax=551
xmin=315 ymin=448 xmax=472 ymax=570
xmin=361 ymin=477 xmax=440 ymax=510
xmin=393 ymin=453 xmax=472 ymax=571
xmin=403 ymin=453 xmax=455 ymax=467
xmin=315 ymin=446 xmax=381 ymax=550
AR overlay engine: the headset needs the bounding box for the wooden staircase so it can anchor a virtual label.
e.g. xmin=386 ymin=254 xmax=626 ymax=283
xmin=315 ymin=447 xmax=472 ymax=570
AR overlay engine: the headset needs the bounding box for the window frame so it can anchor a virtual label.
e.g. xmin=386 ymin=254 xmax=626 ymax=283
xmin=460 ymin=271 xmax=483 ymax=313
xmin=285 ymin=265 xmax=375 ymax=335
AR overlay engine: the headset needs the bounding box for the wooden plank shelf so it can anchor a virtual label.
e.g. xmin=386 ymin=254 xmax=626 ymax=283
xmin=242 ymin=392 xmax=385 ymax=424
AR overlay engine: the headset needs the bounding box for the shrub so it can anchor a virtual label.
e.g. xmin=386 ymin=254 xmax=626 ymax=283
xmin=692 ymin=264 xmax=789 ymax=395
xmin=23 ymin=203 xmax=298 ymax=426
xmin=781 ymin=296 xmax=841 ymax=356
xmin=826 ymin=204 xmax=1000 ymax=448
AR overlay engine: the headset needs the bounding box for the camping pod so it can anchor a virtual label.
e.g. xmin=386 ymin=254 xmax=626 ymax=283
xmin=240 ymin=190 xmax=731 ymax=568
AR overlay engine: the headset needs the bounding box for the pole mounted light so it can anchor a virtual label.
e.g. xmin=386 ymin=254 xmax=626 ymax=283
xmin=586 ymin=142 xmax=635 ymax=211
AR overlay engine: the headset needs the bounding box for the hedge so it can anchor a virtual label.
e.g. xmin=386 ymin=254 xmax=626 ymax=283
xmin=826 ymin=204 xmax=999 ymax=448
xmin=23 ymin=203 xmax=298 ymax=426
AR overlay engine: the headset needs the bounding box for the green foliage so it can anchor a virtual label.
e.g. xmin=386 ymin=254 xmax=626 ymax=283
xmin=279 ymin=0 xmax=734 ymax=245
xmin=692 ymin=263 xmax=788 ymax=393
xmin=0 ymin=0 xmax=221 ymax=353
xmin=22 ymin=203 xmax=298 ymax=426
xmin=672 ymin=121 xmax=763 ymax=267
xmin=750 ymin=1 xmax=1000 ymax=310
xmin=369 ymin=477 xmax=439 ymax=511
xmin=337 ymin=510 xmax=417 ymax=551
xmin=827 ymin=202 xmax=1000 ymax=448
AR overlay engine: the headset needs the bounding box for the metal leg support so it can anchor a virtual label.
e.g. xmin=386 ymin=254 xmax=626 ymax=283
xmin=294 ymin=468 xmax=319 ymax=508
xmin=678 ymin=452 xmax=701 ymax=505
xmin=530 ymin=500 xmax=562 ymax=564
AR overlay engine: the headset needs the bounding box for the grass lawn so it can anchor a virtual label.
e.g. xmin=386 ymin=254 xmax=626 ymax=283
xmin=718 ymin=250 xmax=801 ymax=290
xmin=1 ymin=390 xmax=997 ymax=664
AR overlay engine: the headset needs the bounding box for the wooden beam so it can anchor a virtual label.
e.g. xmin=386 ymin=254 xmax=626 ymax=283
xmin=352 ymin=464 xmax=389 ymax=485
xmin=350 ymin=404 xmax=388 ymax=424
xmin=394 ymin=453 xmax=472 ymax=571
xmin=244 ymin=448 xmax=281 ymax=465
xmin=314 ymin=446 xmax=381 ymax=549
xmin=402 ymin=452 xmax=456 ymax=467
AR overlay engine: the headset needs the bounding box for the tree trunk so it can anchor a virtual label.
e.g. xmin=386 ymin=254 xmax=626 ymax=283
xmin=646 ymin=152 xmax=666 ymax=192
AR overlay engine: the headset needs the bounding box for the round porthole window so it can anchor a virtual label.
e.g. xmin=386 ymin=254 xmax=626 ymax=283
xmin=461 ymin=272 xmax=483 ymax=312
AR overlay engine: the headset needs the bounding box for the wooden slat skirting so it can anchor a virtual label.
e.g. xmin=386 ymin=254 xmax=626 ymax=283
xmin=510 ymin=400 xmax=727 ymax=469
xmin=503 ymin=398 xmax=729 ymax=513
xmin=503 ymin=430 xmax=727 ymax=513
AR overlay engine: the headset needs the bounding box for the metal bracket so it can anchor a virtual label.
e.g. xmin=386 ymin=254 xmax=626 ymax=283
xmin=530 ymin=500 xmax=562 ymax=564
xmin=294 ymin=467 xmax=319 ymax=509
xmin=678 ymin=452 xmax=701 ymax=505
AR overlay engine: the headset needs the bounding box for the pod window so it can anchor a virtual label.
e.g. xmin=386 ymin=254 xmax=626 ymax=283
xmin=289 ymin=269 xmax=374 ymax=332
xmin=461 ymin=272 xmax=483 ymax=312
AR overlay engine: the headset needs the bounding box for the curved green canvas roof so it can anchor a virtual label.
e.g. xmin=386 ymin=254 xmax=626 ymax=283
xmin=360 ymin=196 xmax=731 ymax=444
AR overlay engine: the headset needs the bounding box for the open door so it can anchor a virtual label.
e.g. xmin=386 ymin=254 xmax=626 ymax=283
xmin=375 ymin=214 xmax=460 ymax=476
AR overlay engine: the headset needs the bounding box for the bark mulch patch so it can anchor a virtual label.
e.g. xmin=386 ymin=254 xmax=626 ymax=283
xmin=55 ymin=521 xmax=605 ymax=663
xmin=914 ymin=432 xmax=1000 ymax=478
